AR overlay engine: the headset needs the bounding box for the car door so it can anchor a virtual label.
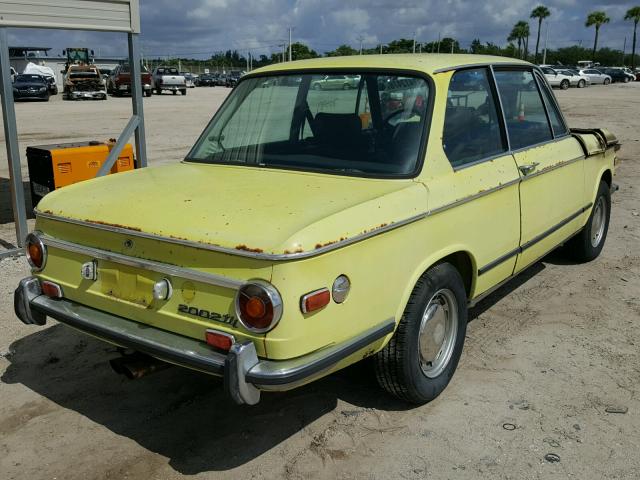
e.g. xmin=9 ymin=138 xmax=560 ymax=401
xmin=493 ymin=68 xmax=587 ymax=273
xmin=429 ymin=67 xmax=522 ymax=294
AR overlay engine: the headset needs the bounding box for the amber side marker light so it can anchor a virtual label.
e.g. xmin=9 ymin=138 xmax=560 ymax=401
xmin=300 ymin=288 xmax=330 ymax=314
xmin=25 ymin=231 xmax=47 ymax=271
xmin=205 ymin=330 xmax=235 ymax=351
xmin=41 ymin=280 xmax=63 ymax=299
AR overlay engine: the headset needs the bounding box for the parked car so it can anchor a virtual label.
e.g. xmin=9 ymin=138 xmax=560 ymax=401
xmin=151 ymin=66 xmax=187 ymax=95
xmin=579 ymin=68 xmax=611 ymax=85
xmin=540 ymin=67 xmax=572 ymax=89
xmin=634 ymin=68 xmax=640 ymax=81
xmin=11 ymin=74 xmax=50 ymax=101
xmin=23 ymin=62 xmax=58 ymax=95
xmin=310 ymin=74 xmax=359 ymax=90
xmin=107 ymin=64 xmax=153 ymax=97
xmin=15 ymin=55 xmax=618 ymax=406
xmin=557 ymin=69 xmax=590 ymax=88
xmin=224 ymin=71 xmax=243 ymax=88
xmin=196 ymin=74 xmax=216 ymax=86
xmin=182 ymin=73 xmax=196 ymax=88
xmin=603 ymin=68 xmax=634 ymax=83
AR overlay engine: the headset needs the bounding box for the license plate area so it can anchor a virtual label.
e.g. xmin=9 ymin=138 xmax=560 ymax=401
xmin=98 ymin=261 xmax=156 ymax=307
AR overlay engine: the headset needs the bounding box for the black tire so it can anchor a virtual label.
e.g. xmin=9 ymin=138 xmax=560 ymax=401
xmin=578 ymin=80 xmax=586 ymax=88
xmin=172 ymin=90 xmax=177 ymax=95
xmin=145 ymin=89 xmax=152 ymax=97
xmin=604 ymin=78 xmax=611 ymax=85
xmin=565 ymin=180 xmax=611 ymax=263
xmin=181 ymin=89 xmax=187 ymax=95
xmin=156 ymin=88 xmax=162 ymax=95
xmin=560 ymin=79 xmax=570 ymax=90
xmin=374 ymin=262 xmax=468 ymax=404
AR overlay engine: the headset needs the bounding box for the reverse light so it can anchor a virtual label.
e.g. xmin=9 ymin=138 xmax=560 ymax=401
xmin=235 ymin=281 xmax=283 ymax=333
xmin=300 ymin=288 xmax=330 ymax=314
xmin=152 ymin=278 xmax=173 ymax=301
xmin=205 ymin=329 xmax=235 ymax=351
xmin=332 ymin=275 xmax=351 ymax=304
xmin=41 ymin=280 xmax=63 ymax=299
xmin=25 ymin=231 xmax=47 ymax=271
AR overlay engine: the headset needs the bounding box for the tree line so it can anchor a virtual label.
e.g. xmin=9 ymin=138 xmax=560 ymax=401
xmin=150 ymin=5 xmax=640 ymax=72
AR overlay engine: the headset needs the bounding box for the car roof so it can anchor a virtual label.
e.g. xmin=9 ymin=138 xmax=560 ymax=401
xmin=250 ymin=54 xmax=531 ymax=76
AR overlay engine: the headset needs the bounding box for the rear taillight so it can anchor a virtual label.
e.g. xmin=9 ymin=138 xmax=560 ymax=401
xmin=235 ymin=281 xmax=282 ymax=333
xmin=25 ymin=231 xmax=46 ymax=271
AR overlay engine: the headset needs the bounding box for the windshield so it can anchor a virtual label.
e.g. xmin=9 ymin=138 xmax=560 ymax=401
xmin=15 ymin=74 xmax=45 ymax=83
xmin=187 ymin=72 xmax=431 ymax=177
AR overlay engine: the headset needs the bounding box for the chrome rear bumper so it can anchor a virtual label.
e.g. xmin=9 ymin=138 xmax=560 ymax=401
xmin=14 ymin=277 xmax=395 ymax=405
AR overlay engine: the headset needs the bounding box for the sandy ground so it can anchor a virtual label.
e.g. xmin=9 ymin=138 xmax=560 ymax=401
xmin=0 ymin=82 xmax=639 ymax=480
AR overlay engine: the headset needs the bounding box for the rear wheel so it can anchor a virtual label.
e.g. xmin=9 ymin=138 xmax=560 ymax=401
xmin=374 ymin=263 xmax=467 ymax=404
xmin=560 ymin=79 xmax=570 ymax=90
xmin=604 ymin=78 xmax=611 ymax=85
xmin=565 ymin=180 xmax=611 ymax=262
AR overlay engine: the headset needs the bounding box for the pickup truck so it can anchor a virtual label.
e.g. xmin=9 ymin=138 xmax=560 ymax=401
xmin=151 ymin=66 xmax=187 ymax=95
xmin=107 ymin=64 xmax=153 ymax=97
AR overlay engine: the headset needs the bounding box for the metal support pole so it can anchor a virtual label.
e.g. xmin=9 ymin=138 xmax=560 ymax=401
xmin=128 ymin=32 xmax=147 ymax=168
xmin=0 ymin=27 xmax=28 ymax=247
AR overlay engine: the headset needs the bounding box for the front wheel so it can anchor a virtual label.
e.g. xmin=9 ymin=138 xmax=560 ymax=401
xmin=374 ymin=262 xmax=467 ymax=404
xmin=560 ymin=79 xmax=570 ymax=90
xmin=145 ymin=90 xmax=152 ymax=97
xmin=181 ymin=89 xmax=187 ymax=95
xmin=604 ymin=78 xmax=611 ymax=85
xmin=565 ymin=180 xmax=611 ymax=263
xmin=578 ymin=80 xmax=586 ymax=88
xmin=624 ymin=77 xmax=630 ymax=83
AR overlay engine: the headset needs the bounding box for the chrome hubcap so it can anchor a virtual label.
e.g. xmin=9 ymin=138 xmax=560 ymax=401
xmin=590 ymin=196 xmax=606 ymax=248
xmin=418 ymin=289 xmax=458 ymax=378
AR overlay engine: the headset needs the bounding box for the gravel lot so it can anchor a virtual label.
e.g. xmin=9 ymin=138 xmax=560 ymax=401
xmin=1 ymin=82 xmax=639 ymax=480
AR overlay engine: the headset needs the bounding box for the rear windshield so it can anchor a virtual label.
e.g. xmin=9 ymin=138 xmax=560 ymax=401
xmin=186 ymin=72 xmax=431 ymax=177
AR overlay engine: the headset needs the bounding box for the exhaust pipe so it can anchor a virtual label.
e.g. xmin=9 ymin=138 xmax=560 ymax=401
xmin=110 ymin=352 xmax=170 ymax=380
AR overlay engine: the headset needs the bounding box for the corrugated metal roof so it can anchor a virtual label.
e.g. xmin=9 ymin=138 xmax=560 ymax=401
xmin=0 ymin=0 xmax=140 ymax=33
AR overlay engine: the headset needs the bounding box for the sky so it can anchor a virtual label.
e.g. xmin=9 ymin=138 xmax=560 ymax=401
xmin=7 ymin=0 xmax=639 ymax=59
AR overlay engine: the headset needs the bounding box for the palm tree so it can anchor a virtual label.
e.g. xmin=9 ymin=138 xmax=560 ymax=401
xmin=508 ymin=21 xmax=530 ymax=59
xmin=586 ymin=11 xmax=610 ymax=61
xmin=531 ymin=5 xmax=551 ymax=64
xmin=625 ymin=6 xmax=640 ymax=69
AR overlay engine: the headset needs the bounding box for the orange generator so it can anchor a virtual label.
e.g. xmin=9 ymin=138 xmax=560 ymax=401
xmin=26 ymin=141 xmax=135 ymax=207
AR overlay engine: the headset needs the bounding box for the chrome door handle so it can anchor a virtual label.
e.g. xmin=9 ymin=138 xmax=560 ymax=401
xmin=519 ymin=162 xmax=540 ymax=175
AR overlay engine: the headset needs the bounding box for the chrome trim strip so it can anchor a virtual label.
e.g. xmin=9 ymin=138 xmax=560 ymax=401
xmin=519 ymin=155 xmax=584 ymax=182
xmin=433 ymin=62 xmax=530 ymax=74
xmin=41 ymin=234 xmax=244 ymax=290
xmin=477 ymin=202 xmax=593 ymax=276
xmin=246 ymin=318 xmax=396 ymax=386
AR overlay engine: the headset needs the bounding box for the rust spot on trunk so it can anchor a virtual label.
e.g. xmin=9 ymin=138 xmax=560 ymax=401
xmin=235 ymin=244 xmax=264 ymax=253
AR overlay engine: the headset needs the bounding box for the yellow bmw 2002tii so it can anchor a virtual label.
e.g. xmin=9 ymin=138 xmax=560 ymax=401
xmin=15 ymin=55 xmax=619 ymax=405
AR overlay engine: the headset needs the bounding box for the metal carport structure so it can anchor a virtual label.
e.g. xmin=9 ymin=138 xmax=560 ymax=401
xmin=0 ymin=0 xmax=147 ymax=259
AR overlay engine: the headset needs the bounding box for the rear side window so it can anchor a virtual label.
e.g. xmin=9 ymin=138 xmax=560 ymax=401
xmin=535 ymin=72 xmax=568 ymax=137
xmin=443 ymin=68 xmax=506 ymax=167
xmin=494 ymin=70 xmax=553 ymax=150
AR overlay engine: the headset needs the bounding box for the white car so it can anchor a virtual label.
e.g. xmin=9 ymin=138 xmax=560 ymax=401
xmin=557 ymin=69 xmax=590 ymax=88
xmin=540 ymin=67 xmax=572 ymax=90
xmin=579 ymin=69 xmax=612 ymax=85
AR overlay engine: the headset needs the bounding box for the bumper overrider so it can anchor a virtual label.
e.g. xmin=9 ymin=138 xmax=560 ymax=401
xmin=14 ymin=277 xmax=394 ymax=405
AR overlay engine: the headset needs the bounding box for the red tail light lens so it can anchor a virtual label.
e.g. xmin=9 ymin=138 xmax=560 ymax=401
xmin=25 ymin=231 xmax=47 ymax=271
xmin=300 ymin=288 xmax=330 ymax=314
xmin=41 ymin=280 xmax=63 ymax=299
xmin=235 ymin=281 xmax=283 ymax=333
xmin=205 ymin=330 xmax=235 ymax=351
